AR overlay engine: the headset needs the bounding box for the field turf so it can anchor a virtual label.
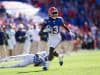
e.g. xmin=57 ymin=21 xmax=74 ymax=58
xmin=0 ymin=50 xmax=100 ymax=75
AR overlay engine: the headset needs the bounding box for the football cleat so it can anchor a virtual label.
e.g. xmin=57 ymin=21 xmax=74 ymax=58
xmin=59 ymin=61 xmax=63 ymax=66
xmin=59 ymin=54 xmax=64 ymax=66
xmin=42 ymin=67 xmax=48 ymax=71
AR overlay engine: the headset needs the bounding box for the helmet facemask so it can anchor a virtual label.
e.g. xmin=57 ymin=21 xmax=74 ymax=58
xmin=48 ymin=7 xmax=58 ymax=19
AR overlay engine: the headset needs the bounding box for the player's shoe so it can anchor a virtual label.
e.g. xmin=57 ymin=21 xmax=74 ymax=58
xmin=59 ymin=54 xmax=64 ymax=66
xmin=42 ymin=67 xmax=48 ymax=71
xmin=42 ymin=61 xmax=49 ymax=71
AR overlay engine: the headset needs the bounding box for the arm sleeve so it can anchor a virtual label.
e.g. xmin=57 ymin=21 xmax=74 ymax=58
xmin=60 ymin=17 xmax=70 ymax=32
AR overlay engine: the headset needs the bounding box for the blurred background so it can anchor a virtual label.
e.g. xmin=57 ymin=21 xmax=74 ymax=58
xmin=0 ymin=0 xmax=100 ymax=58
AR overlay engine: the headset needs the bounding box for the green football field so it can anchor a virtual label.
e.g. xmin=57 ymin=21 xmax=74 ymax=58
xmin=0 ymin=50 xmax=100 ymax=75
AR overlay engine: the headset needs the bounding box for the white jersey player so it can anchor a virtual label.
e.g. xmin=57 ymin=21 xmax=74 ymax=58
xmin=0 ymin=51 xmax=49 ymax=70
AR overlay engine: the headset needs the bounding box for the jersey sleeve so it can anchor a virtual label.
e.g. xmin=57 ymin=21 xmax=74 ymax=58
xmin=59 ymin=17 xmax=65 ymax=26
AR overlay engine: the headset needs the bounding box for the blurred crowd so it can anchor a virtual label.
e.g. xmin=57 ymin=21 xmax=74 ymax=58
xmin=0 ymin=0 xmax=100 ymax=58
xmin=30 ymin=0 xmax=100 ymax=49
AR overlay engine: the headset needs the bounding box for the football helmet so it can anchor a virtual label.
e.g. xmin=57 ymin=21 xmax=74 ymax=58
xmin=48 ymin=7 xmax=58 ymax=18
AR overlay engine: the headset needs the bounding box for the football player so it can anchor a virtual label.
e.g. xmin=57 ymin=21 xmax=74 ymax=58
xmin=39 ymin=7 xmax=74 ymax=66
xmin=0 ymin=51 xmax=49 ymax=71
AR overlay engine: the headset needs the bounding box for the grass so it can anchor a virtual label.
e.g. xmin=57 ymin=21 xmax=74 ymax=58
xmin=0 ymin=50 xmax=100 ymax=75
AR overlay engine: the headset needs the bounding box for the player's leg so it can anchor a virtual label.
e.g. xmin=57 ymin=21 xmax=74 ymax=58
xmin=12 ymin=54 xmax=34 ymax=68
xmin=0 ymin=55 xmax=32 ymax=68
xmin=54 ymin=41 xmax=65 ymax=66
xmin=48 ymin=34 xmax=61 ymax=61
xmin=58 ymin=54 xmax=64 ymax=66
xmin=48 ymin=45 xmax=64 ymax=66
xmin=1 ymin=61 xmax=30 ymax=68
xmin=53 ymin=51 xmax=59 ymax=57
xmin=48 ymin=48 xmax=63 ymax=66
xmin=1 ymin=54 xmax=30 ymax=67
xmin=48 ymin=47 xmax=55 ymax=61
xmin=42 ymin=61 xmax=49 ymax=71
xmin=10 ymin=59 xmax=31 ymax=68
xmin=53 ymin=50 xmax=63 ymax=66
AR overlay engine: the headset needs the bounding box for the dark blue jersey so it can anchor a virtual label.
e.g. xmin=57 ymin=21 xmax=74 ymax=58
xmin=44 ymin=17 xmax=64 ymax=34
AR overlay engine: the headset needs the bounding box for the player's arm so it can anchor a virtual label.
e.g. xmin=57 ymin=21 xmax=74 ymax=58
xmin=40 ymin=23 xmax=46 ymax=32
xmin=39 ymin=23 xmax=46 ymax=36
xmin=62 ymin=24 xmax=70 ymax=32
xmin=60 ymin=17 xmax=70 ymax=32
xmin=61 ymin=21 xmax=74 ymax=37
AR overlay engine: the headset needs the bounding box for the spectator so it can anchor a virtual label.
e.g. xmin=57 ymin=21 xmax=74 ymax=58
xmin=0 ymin=27 xmax=8 ymax=58
xmin=6 ymin=25 xmax=16 ymax=56
xmin=0 ymin=3 xmax=6 ymax=17
xmin=97 ymin=29 xmax=100 ymax=49
xmin=15 ymin=24 xmax=26 ymax=55
xmin=86 ymin=32 xmax=94 ymax=49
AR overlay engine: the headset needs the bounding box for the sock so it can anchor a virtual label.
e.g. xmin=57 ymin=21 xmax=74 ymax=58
xmin=48 ymin=47 xmax=55 ymax=61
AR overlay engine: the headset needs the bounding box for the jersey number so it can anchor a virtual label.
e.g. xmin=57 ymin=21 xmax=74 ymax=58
xmin=47 ymin=25 xmax=59 ymax=34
